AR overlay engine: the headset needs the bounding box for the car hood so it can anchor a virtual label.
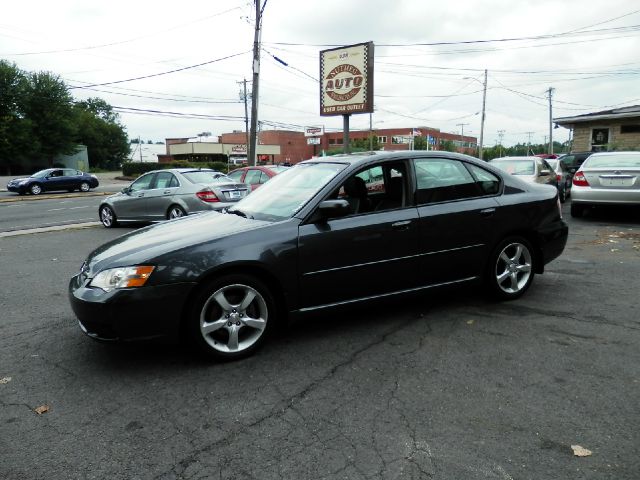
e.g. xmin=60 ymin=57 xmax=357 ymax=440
xmin=8 ymin=177 xmax=30 ymax=183
xmin=84 ymin=211 xmax=270 ymax=275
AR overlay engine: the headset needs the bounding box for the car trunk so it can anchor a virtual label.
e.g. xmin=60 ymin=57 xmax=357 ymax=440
xmin=582 ymin=167 xmax=640 ymax=190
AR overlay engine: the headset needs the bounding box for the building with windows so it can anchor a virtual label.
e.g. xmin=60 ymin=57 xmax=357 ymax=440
xmin=158 ymin=126 xmax=478 ymax=166
xmin=554 ymin=105 xmax=640 ymax=152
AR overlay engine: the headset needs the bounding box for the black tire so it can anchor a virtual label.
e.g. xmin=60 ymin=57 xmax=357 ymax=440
xmin=29 ymin=183 xmax=42 ymax=195
xmin=99 ymin=205 xmax=118 ymax=228
xmin=167 ymin=205 xmax=186 ymax=220
xmin=187 ymin=274 xmax=275 ymax=361
xmin=486 ymin=236 xmax=535 ymax=301
xmin=559 ymin=185 xmax=567 ymax=203
xmin=570 ymin=203 xmax=584 ymax=218
xmin=79 ymin=182 xmax=90 ymax=192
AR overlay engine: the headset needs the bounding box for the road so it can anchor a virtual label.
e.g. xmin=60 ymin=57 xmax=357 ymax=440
xmin=0 ymin=203 xmax=639 ymax=479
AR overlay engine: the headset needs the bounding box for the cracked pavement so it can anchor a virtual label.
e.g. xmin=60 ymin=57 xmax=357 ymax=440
xmin=1 ymin=205 xmax=639 ymax=479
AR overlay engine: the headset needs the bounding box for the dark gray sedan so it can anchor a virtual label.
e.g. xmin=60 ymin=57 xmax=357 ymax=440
xmin=98 ymin=168 xmax=250 ymax=227
xmin=71 ymin=151 xmax=568 ymax=361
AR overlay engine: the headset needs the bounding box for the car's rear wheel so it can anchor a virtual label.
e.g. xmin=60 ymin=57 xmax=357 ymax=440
xmin=29 ymin=184 xmax=42 ymax=195
xmin=187 ymin=274 xmax=274 ymax=361
xmin=570 ymin=203 xmax=584 ymax=218
xmin=99 ymin=205 xmax=118 ymax=228
xmin=167 ymin=205 xmax=186 ymax=219
xmin=487 ymin=236 xmax=535 ymax=300
xmin=80 ymin=182 xmax=90 ymax=192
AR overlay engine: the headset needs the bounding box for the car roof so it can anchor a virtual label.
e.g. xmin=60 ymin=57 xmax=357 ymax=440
xmin=490 ymin=156 xmax=538 ymax=161
xmin=588 ymin=151 xmax=639 ymax=157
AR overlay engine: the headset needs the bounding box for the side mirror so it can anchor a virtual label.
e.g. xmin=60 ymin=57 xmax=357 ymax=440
xmin=121 ymin=186 xmax=131 ymax=194
xmin=539 ymin=169 xmax=551 ymax=177
xmin=316 ymin=199 xmax=350 ymax=220
xmin=569 ymin=167 xmax=577 ymax=174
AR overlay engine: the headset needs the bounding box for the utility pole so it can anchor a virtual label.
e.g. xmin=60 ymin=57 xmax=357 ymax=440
xmin=456 ymin=123 xmax=469 ymax=153
xmin=138 ymin=136 xmax=143 ymax=162
xmin=248 ymin=1 xmax=264 ymax=166
xmin=238 ymin=79 xmax=250 ymax=152
xmin=497 ymin=129 xmax=505 ymax=157
xmin=547 ymin=87 xmax=555 ymax=155
xmin=479 ymin=69 xmax=487 ymax=160
xmin=369 ymin=113 xmax=373 ymax=151
xmin=525 ymin=131 xmax=534 ymax=156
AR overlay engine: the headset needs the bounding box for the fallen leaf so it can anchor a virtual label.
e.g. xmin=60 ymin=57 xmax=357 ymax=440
xmin=34 ymin=405 xmax=50 ymax=415
xmin=0 ymin=376 xmax=12 ymax=384
xmin=610 ymin=249 xmax=620 ymax=252
xmin=571 ymin=445 xmax=592 ymax=457
xmin=466 ymin=319 xmax=475 ymax=325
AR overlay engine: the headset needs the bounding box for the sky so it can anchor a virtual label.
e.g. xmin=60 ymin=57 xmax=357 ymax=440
xmin=2 ymin=0 xmax=640 ymax=149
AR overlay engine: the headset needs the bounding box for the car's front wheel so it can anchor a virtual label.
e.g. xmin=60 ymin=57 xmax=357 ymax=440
xmin=80 ymin=182 xmax=90 ymax=192
xmin=487 ymin=236 xmax=535 ymax=300
xmin=187 ymin=274 xmax=274 ymax=361
xmin=29 ymin=184 xmax=42 ymax=195
xmin=99 ymin=205 xmax=118 ymax=228
xmin=559 ymin=184 xmax=567 ymax=203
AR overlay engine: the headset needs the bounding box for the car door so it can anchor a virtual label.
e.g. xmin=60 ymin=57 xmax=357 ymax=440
xmin=244 ymin=169 xmax=265 ymax=191
xmin=143 ymin=171 xmax=180 ymax=220
xmin=43 ymin=169 xmax=65 ymax=192
xmin=297 ymin=160 xmax=421 ymax=310
xmin=113 ymin=173 xmax=155 ymax=220
xmin=413 ymin=157 xmax=501 ymax=286
xmin=61 ymin=169 xmax=79 ymax=190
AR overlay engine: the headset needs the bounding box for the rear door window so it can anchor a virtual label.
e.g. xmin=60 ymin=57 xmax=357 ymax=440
xmin=414 ymin=158 xmax=481 ymax=204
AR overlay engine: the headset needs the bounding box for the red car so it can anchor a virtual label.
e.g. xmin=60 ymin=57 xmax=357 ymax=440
xmin=227 ymin=165 xmax=290 ymax=191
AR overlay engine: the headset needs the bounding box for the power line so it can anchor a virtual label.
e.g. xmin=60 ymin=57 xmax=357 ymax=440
xmin=68 ymin=51 xmax=251 ymax=89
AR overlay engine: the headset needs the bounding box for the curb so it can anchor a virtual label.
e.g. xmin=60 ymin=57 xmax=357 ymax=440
xmin=0 ymin=191 xmax=117 ymax=203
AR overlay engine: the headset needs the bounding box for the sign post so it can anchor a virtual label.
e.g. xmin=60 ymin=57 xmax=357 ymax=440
xmin=320 ymin=42 xmax=374 ymax=154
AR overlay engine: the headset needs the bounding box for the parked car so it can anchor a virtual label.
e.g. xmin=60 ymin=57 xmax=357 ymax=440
xmin=558 ymin=151 xmax=592 ymax=171
xmin=7 ymin=168 xmax=99 ymax=195
xmin=227 ymin=165 xmax=290 ymax=191
xmin=489 ymin=156 xmax=558 ymax=188
xmin=98 ymin=168 xmax=250 ymax=228
xmin=570 ymin=151 xmax=640 ymax=217
xmin=534 ymin=153 xmax=559 ymax=160
xmin=546 ymin=158 xmax=572 ymax=203
xmin=70 ymin=151 xmax=568 ymax=360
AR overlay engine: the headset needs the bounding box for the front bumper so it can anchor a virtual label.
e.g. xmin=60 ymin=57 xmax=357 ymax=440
xmin=69 ymin=274 xmax=197 ymax=341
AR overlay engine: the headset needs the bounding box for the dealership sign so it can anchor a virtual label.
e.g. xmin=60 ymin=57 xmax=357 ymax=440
xmin=320 ymin=42 xmax=374 ymax=116
xmin=304 ymin=126 xmax=324 ymax=137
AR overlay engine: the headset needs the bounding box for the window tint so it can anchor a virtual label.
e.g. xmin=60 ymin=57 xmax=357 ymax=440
xmin=227 ymin=170 xmax=244 ymax=182
xmin=154 ymin=172 xmax=177 ymax=189
xmin=414 ymin=158 xmax=480 ymax=204
xmin=467 ymin=163 xmax=500 ymax=195
xmin=244 ymin=169 xmax=263 ymax=185
xmin=130 ymin=173 xmax=154 ymax=192
xmin=63 ymin=169 xmax=76 ymax=176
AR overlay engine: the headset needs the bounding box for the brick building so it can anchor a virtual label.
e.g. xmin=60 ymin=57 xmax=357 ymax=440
xmin=555 ymin=105 xmax=640 ymax=152
xmin=158 ymin=126 xmax=478 ymax=166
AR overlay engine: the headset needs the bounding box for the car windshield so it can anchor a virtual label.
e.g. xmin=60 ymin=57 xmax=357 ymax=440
xmin=491 ymin=160 xmax=535 ymax=175
xmin=182 ymin=171 xmax=232 ymax=184
xmin=31 ymin=169 xmax=51 ymax=178
xmin=228 ymin=162 xmax=347 ymax=222
xmin=586 ymin=154 xmax=640 ymax=168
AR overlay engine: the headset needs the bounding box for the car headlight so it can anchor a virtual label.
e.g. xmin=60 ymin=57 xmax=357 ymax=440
xmin=89 ymin=265 xmax=155 ymax=292
xmin=19 ymin=180 xmax=29 ymax=185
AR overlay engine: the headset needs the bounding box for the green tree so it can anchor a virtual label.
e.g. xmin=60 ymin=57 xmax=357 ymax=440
xmin=351 ymin=134 xmax=380 ymax=151
xmin=440 ymin=140 xmax=457 ymax=152
xmin=23 ymin=70 xmax=78 ymax=166
xmin=0 ymin=61 xmax=33 ymax=174
xmin=74 ymin=98 xmax=129 ymax=170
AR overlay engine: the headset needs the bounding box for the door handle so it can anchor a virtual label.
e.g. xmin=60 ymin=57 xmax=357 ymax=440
xmin=164 ymin=190 xmax=172 ymax=194
xmin=391 ymin=220 xmax=412 ymax=230
xmin=137 ymin=193 xmax=145 ymax=197
xmin=480 ymin=208 xmax=495 ymax=217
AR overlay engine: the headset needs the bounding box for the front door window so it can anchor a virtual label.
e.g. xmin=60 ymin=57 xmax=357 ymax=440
xmin=591 ymin=128 xmax=609 ymax=152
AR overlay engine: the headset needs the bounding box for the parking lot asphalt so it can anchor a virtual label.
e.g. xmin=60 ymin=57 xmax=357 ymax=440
xmin=0 ymin=204 xmax=639 ymax=479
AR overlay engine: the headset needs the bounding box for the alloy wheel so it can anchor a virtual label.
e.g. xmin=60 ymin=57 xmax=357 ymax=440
xmin=494 ymin=242 xmax=533 ymax=295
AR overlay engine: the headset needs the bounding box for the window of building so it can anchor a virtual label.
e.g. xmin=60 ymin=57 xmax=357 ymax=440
xmin=377 ymin=136 xmax=387 ymax=144
xmin=620 ymin=124 xmax=640 ymax=134
xmin=591 ymin=128 xmax=609 ymax=151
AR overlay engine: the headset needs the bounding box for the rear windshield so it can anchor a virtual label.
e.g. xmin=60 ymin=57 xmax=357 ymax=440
xmin=491 ymin=160 xmax=535 ymax=175
xmin=182 ymin=171 xmax=232 ymax=184
xmin=586 ymin=154 xmax=640 ymax=168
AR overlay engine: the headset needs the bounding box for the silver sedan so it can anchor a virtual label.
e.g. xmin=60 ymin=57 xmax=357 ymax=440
xmin=570 ymin=151 xmax=640 ymax=217
xmin=99 ymin=168 xmax=250 ymax=227
xmin=489 ymin=156 xmax=557 ymax=188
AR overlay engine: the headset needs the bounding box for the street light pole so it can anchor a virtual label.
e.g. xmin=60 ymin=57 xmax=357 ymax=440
xmin=248 ymin=1 xmax=263 ymax=166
